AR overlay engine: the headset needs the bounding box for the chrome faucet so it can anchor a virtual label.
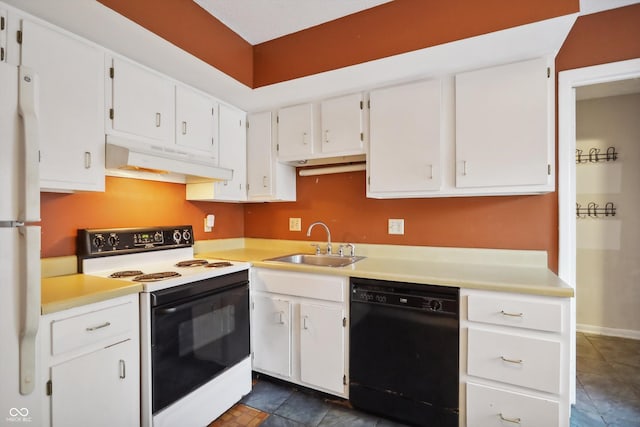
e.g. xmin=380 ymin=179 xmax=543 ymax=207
xmin=306 ymin=221 xmax=332 ymax=255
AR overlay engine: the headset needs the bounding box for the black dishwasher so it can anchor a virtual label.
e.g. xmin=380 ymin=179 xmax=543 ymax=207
xmin=349 ymin=278 xmax=459 ymax=427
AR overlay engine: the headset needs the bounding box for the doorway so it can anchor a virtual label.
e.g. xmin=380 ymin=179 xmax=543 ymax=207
xmin=558 ymin=58 xmax=640 ymax=405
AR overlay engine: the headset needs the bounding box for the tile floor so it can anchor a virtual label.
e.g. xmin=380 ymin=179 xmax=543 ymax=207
xmin=572 ymin=332 xmax=640 ymax=427
xmin=209 ymin=332 xmax=640 ymax=426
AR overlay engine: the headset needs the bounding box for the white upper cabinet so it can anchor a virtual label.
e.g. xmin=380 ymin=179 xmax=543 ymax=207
xmin=277 ymin=103 xmax=315 ymax=161
xmin=20 ymin=19 xmax=105 ymax=192
xmin=320 ymin=93 xmax=364 ymax=155
xmin=214 ymin=104 xmax=247 ymax=201
xmin=108 ymin=56 xmax=174 ymax=146
xmin=175 ymin=84 xmax=218 ymax=160
xmin=247 ymin=111 xmax=296 ymax=202
xmin=455 ymin=57 xmax=553 ymax=190
xmin=368 ymin=79 xmax=442 ymax=198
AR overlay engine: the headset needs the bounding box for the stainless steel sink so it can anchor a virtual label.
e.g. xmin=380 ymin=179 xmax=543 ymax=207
xmin=266 ymin=253 xmax=365 ymax=267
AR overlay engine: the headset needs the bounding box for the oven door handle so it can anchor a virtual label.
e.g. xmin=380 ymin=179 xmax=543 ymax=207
xmin=152 ymin=280 xmax=249 ymax=313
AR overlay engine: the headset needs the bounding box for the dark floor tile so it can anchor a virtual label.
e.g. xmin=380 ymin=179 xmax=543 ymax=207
xmin=274 ymin=391 xmax=330 ymax=426
xmin=592 ymin=396 xmax=640 ymax=426
xmin=575 ymin=381 xmax=600 ymax=414
xmin=577 ymin=340 xmax=605 ymax=361
xmin=577 ymin=355 xmax=613 ymax=375
xmin=569 ymin=406 xmax=607 ymax=427
xmin=242 ymin=380 xmax=294 ymax=413
xmin=607 ymin=420 xmax=640 ymax=427
xmin=261 ymin=414 xmax=306 ymax=427
xmin=374 ymin=417 xmax=411 ymax=427
xmin=317 ymin=405 xmax=379 ymax=427
xmin=580 ymin=372 xmax=640 ymax=402
xmin=587 ymin=335 xmax=640 ymax=368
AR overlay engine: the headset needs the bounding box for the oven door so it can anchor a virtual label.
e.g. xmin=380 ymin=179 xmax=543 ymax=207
xmin=151 ymin=276 xmax=249 ymax=413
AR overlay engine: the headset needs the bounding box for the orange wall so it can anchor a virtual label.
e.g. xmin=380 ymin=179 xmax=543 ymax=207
xmin=96 ymin=0 xmax=254 ymax=87
xmin=245 ymin=171 xmax=557 ymax=252
xmin=254 ymin=0 xmax=578 ymax=87
xmin=40 ymin=177 xmax=244 ymax=258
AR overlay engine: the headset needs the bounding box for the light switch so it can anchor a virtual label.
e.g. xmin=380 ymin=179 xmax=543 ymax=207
xmin=388 ymin=219 xmax=404 ymax=235
xmin=289 ymin=218 xmax=302 ymax=232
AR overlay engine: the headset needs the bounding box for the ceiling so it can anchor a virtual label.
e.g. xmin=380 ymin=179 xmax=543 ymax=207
xmin=192 ymin=0 xmax=393 ymax=44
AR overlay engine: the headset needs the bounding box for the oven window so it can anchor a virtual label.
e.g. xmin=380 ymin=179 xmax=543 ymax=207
xmin=151 ymin=284 xmax=249 ymax=413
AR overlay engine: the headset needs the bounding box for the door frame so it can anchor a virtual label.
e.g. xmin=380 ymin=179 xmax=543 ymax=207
xmin=557 ymin=57 xmax=640 ymax=404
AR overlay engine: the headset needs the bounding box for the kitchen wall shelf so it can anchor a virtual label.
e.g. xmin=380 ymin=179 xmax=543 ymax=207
xmin=576 ymin=147 xmax=618 ymax=164
xmin=576 ymin=202 xmax=617 ymax=218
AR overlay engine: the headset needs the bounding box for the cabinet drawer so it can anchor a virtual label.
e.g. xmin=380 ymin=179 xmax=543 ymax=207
xmin=51 ymin=302 xmax=136 ymax=355
xmin=467 ymin=382 xmax=560 ymax=427
xmin=252 ymin=269 xmax=345 ymax=302
xmin=467 ymin=328 xmax=561 ymax=393
xmin=467 ymin=294 xmax=563 ymax=332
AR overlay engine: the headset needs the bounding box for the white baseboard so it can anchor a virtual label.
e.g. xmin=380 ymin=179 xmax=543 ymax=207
xmin=577 ymin=323 xmax=640 ymax=340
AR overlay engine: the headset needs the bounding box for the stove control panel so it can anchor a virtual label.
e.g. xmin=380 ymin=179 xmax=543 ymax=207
xmin=77 ymin=225 xmax=194 ymax=258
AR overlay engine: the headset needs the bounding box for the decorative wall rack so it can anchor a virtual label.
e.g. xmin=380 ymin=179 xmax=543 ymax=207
xmin=576 ymin=147 xmax=618 ymax=164
xmin=576 ymin=202 xmax=617 ymax=218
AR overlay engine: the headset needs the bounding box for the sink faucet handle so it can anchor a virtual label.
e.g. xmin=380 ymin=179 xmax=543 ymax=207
xmin=326 ymin=242 xmax=332 ymax=255
xmin=348 ymin=243 xmax=356 ymax=256
xmin=310 ymin=243 xmax=321 ymax=255
xmin=338 ymin=243 xmax=355 ymax=257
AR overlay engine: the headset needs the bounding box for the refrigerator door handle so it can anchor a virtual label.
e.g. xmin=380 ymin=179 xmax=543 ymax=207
xmin=19 ymin=226 xmax=41 ymax=395
xmin=18 ymin=66 xmax=40 ymax=223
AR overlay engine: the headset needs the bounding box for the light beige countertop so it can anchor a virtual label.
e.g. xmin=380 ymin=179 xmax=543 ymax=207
xmin=40 ymin=238 xmax=573 ymax=314
xmin=196 ymin=239 xmax=574 ymax=298
xmin=41 ymin=274 xmax=142 ymax=315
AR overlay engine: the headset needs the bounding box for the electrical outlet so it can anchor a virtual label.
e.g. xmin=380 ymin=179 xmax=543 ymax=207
xmin=388 ymin=219 xmax=405 ymax=235
xmin=289 ymin=218 xmax=302 ymax=232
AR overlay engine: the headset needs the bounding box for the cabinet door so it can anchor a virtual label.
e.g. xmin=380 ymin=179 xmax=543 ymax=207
xmin=247 ymin=111 xmax=274 ymax=200
xmin=251 ymin=295 xmax=292 ymax=378
xmin=175 ymin=85 xmax=217 ymax=158
xmin=455 ymin=57 xmax=551 ymax=188
xmin=320 ymin=93 xmax=364 ymax=155
xmin=277 ymin=103 xmax=314 ymax=161
xmin=110 ymin=57 xmax=174 ymax=145
xmin=215 ymin=104 xmax=247 ymax=201
xmin=20 ymin=20 xmax=105 ymax=192
xmin=368 ymin=79 xmax=442 ymax=196
xmin=50 ymin=339 xmax=139 ymax=427
xmin=299 ymin=303 xmax=345 ymax=394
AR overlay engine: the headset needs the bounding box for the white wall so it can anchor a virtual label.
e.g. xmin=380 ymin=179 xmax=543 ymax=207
xmin=575 ymin=93 xmax=640 ymax=337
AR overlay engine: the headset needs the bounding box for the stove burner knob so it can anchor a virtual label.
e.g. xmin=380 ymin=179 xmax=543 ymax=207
xmin=182 ymin=230 xmax=191 ymax=242
xmin=92 ymin=235 xmax=105 ymax=249
xmin=107 ymin=234 xmax=119 ymax=247
xmin=173 ymin=230 xmax=182 ymax=244
xmin=154 ymin=232 xmax=163 ymax=242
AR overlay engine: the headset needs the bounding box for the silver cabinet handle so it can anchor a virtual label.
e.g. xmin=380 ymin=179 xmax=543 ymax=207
xmin=119 ymin=359 xmax=126 ymax=379
xmin=499 ymin=413 xmax=521 ymax=424
xmin=462 ymin=160 xmax=467 ymax=176
xmin=303 ymin=315 xmax=309 ymax=330
xmin=428 ymin=164 xmax=433 ymax=180
xmin=501 ymin=356 xmax=524 ymax=364
xmin=86 ymin=321 xmax=111 ymax=332
xmin=182 ymin=121 xmax=187 ymax=135
xmin=155 ymin=112 xmax=161 ymax=127
xmin=84 ymin=151 xmax=91 ymax=169
xmin=501 ymin=310 xmax=524 ymax=317
xmin=278 ymin=311 xmax=285 ymax=324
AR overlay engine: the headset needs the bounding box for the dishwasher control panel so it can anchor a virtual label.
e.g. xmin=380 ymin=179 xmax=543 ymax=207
xmin=351 ymin=285 xmax=458 ymax=316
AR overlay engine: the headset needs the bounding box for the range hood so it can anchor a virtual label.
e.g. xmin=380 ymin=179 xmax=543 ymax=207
xmin=105 ymin=136 xmax=233 ymax=184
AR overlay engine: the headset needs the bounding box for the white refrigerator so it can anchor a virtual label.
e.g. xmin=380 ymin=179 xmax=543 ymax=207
xmin=0 ymin=61 xmax=42 ymax=425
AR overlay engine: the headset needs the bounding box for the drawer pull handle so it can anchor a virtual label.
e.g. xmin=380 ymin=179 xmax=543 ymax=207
xmin=499 ymin=413 xmax=521 ymax=424
xmin=303 ymin=315 xmax=309 ymax=330
xmin=86 ymin=321 xmax=111 ymax=332
xmin=119 ymin=359 xmax=126 ymax=379
xmin=278 ymin=311 xmax=285 ymax=325
xmin=500 ymin=310 xmax=524 ymax=317
xmin=501 ymin=356 xmax=524 ymax=364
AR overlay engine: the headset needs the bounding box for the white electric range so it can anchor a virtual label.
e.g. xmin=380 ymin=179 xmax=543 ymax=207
xmin=78 ymin=225 xmax=252 ymax=427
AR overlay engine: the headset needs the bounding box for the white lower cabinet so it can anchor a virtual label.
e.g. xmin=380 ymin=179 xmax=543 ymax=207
xmin=461 ymin=289 xmax=570 ymax=427
xmin=251 ymin=269 xmax=348 ymax=397
xmin=41 ymin=294 xmax=140 ymax=427
xmin=466 ymin=382 xmax=560 ymax=427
